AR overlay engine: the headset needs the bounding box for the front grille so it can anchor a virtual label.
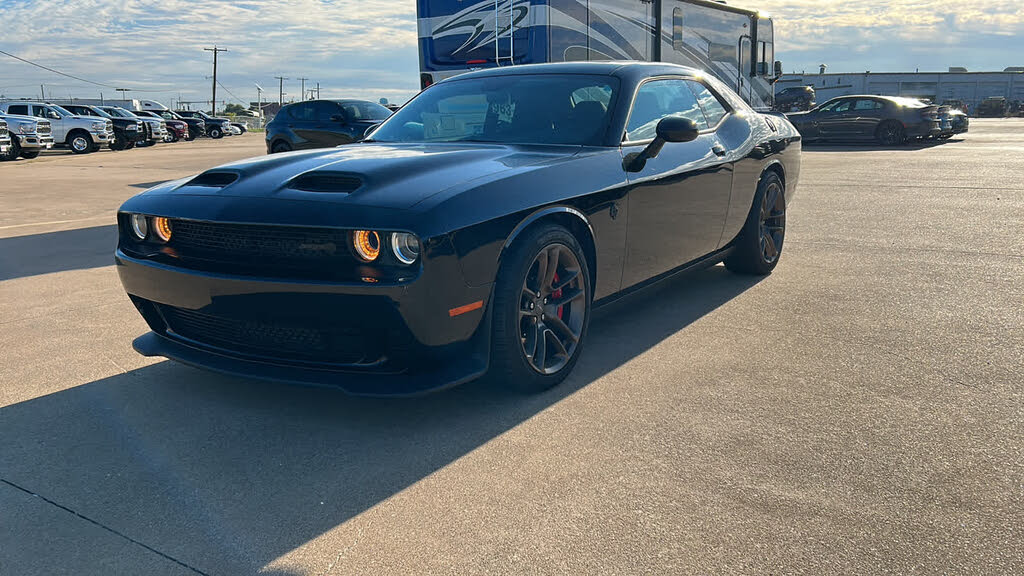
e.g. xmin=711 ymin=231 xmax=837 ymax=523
xmin=36 ymin=123 xmax=51 ymax=135
xmin=170 ymin=220 xmax=352 ymax=264
xmin=157 ymin=304 xmax=379 ymax=365
xmin=0 ymin=125 xmax=8 ymax=138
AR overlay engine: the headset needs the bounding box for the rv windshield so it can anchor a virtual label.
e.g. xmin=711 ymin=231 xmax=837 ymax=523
xmin=370 ymin=74 xmax=619 ymax=146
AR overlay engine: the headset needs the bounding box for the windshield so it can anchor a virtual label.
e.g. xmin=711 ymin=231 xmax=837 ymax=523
xmin=339 ymin=101 xmax=392 ymax=122
xmin=101 ymin=107 xmax=133 ymax=118
xmin=370 ymin=74 xmax=619 ymax=146
xmin=50 ymin=105 xmax=74 ymax=116
xmin=84 ymin=107 xmax=112 ymax=118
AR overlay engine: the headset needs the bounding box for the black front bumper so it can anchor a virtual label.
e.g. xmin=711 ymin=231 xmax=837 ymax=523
xmin=116 ymin=249 xmax=493 ymax=396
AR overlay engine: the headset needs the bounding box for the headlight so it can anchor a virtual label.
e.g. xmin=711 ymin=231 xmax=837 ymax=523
xmin=153 ymin=217 xmax=172 ymax=242
xmin=351 ymin=230 xmax=381 ymax=262
xmin=92 ymin=121 xmax=105 ymax=131
xmin=129 ymin=214 xmax=148 ymax=240
xmin=391 ymin=232 xmax=420 ymax=265
xmin=18 ymin=123 xmax=32 ymax=134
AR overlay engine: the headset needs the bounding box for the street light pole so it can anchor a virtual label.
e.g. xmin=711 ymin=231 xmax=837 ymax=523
xmin=203 ymin=45 xmax=228 ymax=113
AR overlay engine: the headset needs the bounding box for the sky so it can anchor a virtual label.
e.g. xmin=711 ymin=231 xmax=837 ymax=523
xmin=1 ymin=0 xmax=1022 ymax=109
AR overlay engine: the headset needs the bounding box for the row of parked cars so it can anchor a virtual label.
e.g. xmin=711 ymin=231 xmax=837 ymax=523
xmin=0 ymin=101 xmax=246 ymax=161
xmin=783 ymin=94 xmax=970 ymax=145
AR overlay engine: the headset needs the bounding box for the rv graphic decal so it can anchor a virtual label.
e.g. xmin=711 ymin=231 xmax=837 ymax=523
xmin=430 ymin=0 xmax=531 ymax=55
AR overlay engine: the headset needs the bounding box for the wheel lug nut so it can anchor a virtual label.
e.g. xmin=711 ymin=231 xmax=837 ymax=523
xmin=529 ymin=302 xmax=534 ymax=310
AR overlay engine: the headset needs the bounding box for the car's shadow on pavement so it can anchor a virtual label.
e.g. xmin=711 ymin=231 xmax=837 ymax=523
xmin=802 ymin=138 xmax=962 ymax=152
xmin=0 ymin=265 xmax=762 ymax=574
xmin=0 ymin=224 xmax=116 ymax=281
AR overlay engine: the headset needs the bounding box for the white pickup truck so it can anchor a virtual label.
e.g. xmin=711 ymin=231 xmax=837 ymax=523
xmin=0 ymin=113 xmax=54 ymax=160
xmin=0 ymin=101 xmax=112 ymax=154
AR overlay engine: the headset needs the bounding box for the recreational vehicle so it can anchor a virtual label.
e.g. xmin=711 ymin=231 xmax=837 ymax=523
xmin=417 ymin=0 xmax=781 ymax=109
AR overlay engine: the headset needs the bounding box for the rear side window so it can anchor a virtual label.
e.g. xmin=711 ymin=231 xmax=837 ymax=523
xmin=625 ymin=79 xmax=708 ymax=141
xmin=314 ymin=101 xmax=341 ymax=122
xmin=853 ymin=99 xmax=882 ymax=110
xmin=7 ymin=104 xmax=28 ymax=115
xmin=288 ymin=103 xmax=316 ymax=121
xmin=688 ymin=81 xmax=728 ymax=127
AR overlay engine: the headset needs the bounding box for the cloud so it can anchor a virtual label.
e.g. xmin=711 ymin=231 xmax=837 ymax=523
xmin=1 ymin=0 xmax=1022 ymax=104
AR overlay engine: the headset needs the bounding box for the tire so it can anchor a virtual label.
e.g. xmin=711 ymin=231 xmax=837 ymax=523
xmin=490 ymin=224 xmax=592 ymax=393
xmin=725 ymin=171 xmax=786 ymax=275
xmin=90 ymin=142 xmax=102 ymax=152
xmin=68 ymin=131 xmax=93 ymax=154
xmin=209 ymin=126 xmax=223 ymax=139
xmin=876 ymin=121 xmax=905 ymax=146
xmin=1 ymin=139 xmax=20 ymax=161
xmin=270 ymin=140 xmax=292 ymax=154
xmin=20 ymin=149 xmax=40 ymax=159
xmin=164 ymin=131 xmax=176 ymax=143
xmin=125 ymin=141 xmax=136 ymax=150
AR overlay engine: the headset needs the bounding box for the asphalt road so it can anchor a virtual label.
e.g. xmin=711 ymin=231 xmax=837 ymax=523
xmin=1 ymin=125 xmax=1021 ymax=575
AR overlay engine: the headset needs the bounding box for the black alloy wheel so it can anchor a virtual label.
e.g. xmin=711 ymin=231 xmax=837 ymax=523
xmin=209 ymin=126 xmax=223 ymax=139
xmin=876 ymin=121 xmax=905 ymax=146
xmin=519 ymin=243 xmax=587 ymax=375
xmin=491 ymin=224 xmax=591 ymax=392
xmin=725 ymin=171 xmax=786 ymax=275
xmin=69 ymin=132 xmax=92 ymax=154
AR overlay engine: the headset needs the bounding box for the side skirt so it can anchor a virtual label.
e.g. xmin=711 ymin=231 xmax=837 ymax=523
xmin=593 ymin=245 xmax=735 ymax=310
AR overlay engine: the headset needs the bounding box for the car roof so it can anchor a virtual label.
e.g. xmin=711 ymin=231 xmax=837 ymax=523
xmin=442 ymin=61 xmax=705 ymax=83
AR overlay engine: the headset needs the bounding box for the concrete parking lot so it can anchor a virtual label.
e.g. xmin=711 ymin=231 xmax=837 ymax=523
xmin=1 ymin=125 xmax=1021 ymax=575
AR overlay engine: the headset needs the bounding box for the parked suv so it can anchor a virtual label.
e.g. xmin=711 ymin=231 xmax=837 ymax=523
xmin=0 ymin=102 xmax=112 ymax=154
xmin=134 ymin=110 xmax=188 ymax=142
xmin=99 ymin=106 xmax=163 ymax=147
xmin=265 ymin=99 xmax=392 ymax=153
xmin=175 ymin=110 xmax=232 ymax=138
xmin=148 ymin=109 xmax=203 ymax=140
xmin=0 ymin=113 xmax=54 ymax=160
xmin=62 ymin=104 xmax=144 ymax=150
xmin=774 ymin=85 xmax=816 ymax=112
xmin=976 ymin=97 xmax=1009 ymax=117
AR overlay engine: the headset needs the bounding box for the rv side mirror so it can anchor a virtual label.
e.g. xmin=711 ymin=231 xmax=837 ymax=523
xmin=774 ymin=61 xmax=783 ymax=77
xmin=624 ymin=116 xmax=699 ymax=172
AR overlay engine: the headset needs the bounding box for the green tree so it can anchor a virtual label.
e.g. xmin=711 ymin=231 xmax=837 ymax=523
xmin=224 ymin=103 xmax=246 ymax=115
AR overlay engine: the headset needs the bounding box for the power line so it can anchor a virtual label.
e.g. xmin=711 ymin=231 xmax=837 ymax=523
xmin=0 ymin=49 xmax=117 ymax=88
xmin=0 ymin=49 xmax=166 ymax=93
xmin=215 ymin=79 xmax=245 ymax=105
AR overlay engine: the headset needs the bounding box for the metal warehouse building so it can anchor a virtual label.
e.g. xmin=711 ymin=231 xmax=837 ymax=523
xmin=777 ymin=68 xmax=1024 ymax=111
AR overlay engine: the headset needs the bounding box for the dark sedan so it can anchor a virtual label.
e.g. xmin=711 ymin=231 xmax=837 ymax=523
xmin=265 ymin=99 xmax=392 ymax=153
xmin=115 ymin=62 xmax=801 ymax=396
xmin=62 ymin=104 xmax=144 ymax=150
xmin=787 ymin=95 xmax=941 ymax=145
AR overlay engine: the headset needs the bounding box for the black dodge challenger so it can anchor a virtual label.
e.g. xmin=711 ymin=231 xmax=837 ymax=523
xmin=116 ymin=62 xmax=801 ymax=396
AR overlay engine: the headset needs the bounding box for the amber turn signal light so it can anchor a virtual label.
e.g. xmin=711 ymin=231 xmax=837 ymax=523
xmin=153 ymin=217 xmax=172 ymax=243
xmin=352 ymin=230 xmax=381 ymax=262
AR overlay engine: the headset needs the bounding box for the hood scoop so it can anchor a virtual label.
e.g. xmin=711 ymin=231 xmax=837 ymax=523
xmin=288 ymin=172 xmax=362 ymax=194
xmin=187 ymin=171 xmax=239 ymax=187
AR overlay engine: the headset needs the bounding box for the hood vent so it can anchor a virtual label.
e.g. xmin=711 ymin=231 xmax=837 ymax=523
xmin=187 ymin=171 xmax=239 ymax=187
xmin=288 ymin=172 xmax=362 ymax=194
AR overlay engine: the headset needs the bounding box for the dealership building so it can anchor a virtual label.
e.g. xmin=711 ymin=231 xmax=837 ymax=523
xmin=777 ymin=67 xmax=1024 ymax=110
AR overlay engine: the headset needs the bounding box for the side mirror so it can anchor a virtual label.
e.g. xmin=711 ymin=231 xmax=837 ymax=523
xmin=49 ymin=111 xmax=61 ymax=119
xmin=774 ymin=60 xmax=783 ymax=77
xmin=624 ymin=116 xmax=699 ymax=172
xmin=330 ymin=114 xmax=346 ymax=123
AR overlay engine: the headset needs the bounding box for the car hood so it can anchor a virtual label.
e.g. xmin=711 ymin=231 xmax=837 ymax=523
xmin=785 ymin=111 xmax=813 ymax=120
xmin=136 ymin=142 xmax=579 ymax=211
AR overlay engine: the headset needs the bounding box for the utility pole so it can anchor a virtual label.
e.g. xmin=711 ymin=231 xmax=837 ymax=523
xmin=40 ymin=84 xmax=45 ymax=100
xmin=299 ymin=77 xmax=309 ymax=101
xmin=116 ymin=88 xmax=131 ymax=102
xmin=316 ymin=82 xmax=320 ymax=99
xmin=203 ymin=45 xmax=228 ymax=113
xmin=274 ymin=76 xmax=288 ymax=107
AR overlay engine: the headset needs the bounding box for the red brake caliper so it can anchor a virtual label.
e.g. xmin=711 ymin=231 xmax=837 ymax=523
xmin=551 ymin=272 xmax=564 ymax=319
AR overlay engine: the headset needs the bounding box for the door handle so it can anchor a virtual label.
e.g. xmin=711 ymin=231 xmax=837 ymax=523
xmin=711 ymin=144 xmax=727 ymax=157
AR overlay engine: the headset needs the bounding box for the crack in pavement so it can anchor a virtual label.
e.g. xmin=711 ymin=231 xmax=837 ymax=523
xmin=1 ymin=477 xmax=210 ymax=576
